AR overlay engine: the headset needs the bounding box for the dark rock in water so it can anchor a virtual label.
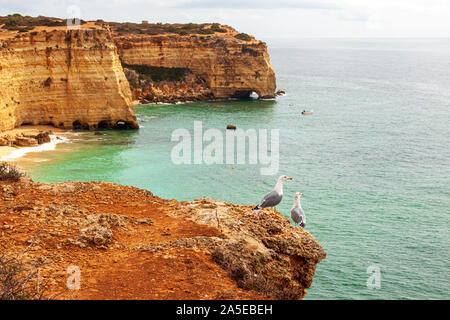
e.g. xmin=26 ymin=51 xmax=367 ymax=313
xmin=226 ymin=124 xmax=236 ymax=130
xmin=1 ymin=130 xmax=52 ymax=147
xmin=35 ymin=131 xmax=51 ymax=144
xmin=94 ymin=131 xmax=105 ymax=136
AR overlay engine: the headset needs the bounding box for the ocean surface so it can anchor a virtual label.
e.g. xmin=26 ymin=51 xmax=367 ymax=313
xmin=19 ymin=38 xmax=450 ymax=299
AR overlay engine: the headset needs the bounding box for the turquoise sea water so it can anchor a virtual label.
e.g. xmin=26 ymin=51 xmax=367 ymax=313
xmin=26 ymin=39 xmax=449 ymax=299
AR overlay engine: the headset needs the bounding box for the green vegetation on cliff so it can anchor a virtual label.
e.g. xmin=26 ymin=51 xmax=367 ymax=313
xmin=234 ymin=33 xmax=252 ymax=41
xmin=109 ymin=21 xmax=228 ymax=36
xmin=0 ymin=14 xmax=85 ymax=32
xmin=122 ymin=63 xmax=190 ymax=85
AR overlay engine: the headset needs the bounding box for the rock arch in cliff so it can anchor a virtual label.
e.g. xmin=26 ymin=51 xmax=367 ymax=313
xmin=232 ymin=89 xmax=261 ymax=99
xmin=114 ymin=120 xmax=136 ymax=129
xmin=249 ymin=91 xmax=260 ymax=99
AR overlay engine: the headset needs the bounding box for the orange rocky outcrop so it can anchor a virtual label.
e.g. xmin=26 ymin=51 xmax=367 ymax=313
xmin=115 ymin=31 xmax=277 ymax=101
xmin=0 ymin=28 xmax=138 ymax=132
xmin=0 ymin=179 xmax=325 ymax=300
xmin=123 ymin=67 xmax=213 ymax=103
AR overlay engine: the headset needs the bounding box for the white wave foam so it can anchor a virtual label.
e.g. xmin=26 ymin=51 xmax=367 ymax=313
xmin=1 ymin=135 xmax=69 ymax=161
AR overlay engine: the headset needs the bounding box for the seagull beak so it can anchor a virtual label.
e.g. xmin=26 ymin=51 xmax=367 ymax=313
xmin=287 ymin=177 xmax=293 ymax=180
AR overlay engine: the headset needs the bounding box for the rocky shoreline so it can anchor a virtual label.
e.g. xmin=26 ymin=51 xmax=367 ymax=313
xmin=0 ymin=178 xmax=326 ymax=300
xmin=0 ymin=130 xmax=52 ymax=147
xmin=0 ymin=125 xmax=69 ymax=161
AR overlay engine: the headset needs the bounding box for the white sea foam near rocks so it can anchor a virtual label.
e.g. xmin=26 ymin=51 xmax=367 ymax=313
xmin=1 ymin=135 xmax=69 ymax=161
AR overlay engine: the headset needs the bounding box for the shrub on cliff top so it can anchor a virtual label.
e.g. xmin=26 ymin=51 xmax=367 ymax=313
xmin=0 ymin=230 xmax=61 ymax=300
xmin=210 ymin=23 xmax=227 ymax=33
xmin=0 ymin=255 xmax=39 ymax=300
xmin=0 ymin=15 xmax=68 ymax=31
xmin=110 ymin=21 xmax=228 ymax=36
xmin=234 ymin=33 xmax=252 ymax=41
xmin=0 ymin=162 xmax=24 ymax=182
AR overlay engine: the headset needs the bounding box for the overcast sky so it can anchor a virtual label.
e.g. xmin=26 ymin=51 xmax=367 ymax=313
xmin=1 ymin=0 xmax=450 ymax=41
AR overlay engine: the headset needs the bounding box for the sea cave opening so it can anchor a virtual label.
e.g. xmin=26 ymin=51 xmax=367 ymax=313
xmin=249 ymin=91 xmax=259 ymax=99
xmin=232 ymin=90 xmax=261 ymax=100
xmin=98 ymin=120 xmax=111 ymax=129
xmin=113 ymin=120 xmax=135 ymax=130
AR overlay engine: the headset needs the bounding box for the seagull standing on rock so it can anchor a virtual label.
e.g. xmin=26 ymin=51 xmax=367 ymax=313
xmin=291 ymin=192 xmax=306 ymax=228
xmin=252 ymin=175 xmax=293 ymax=214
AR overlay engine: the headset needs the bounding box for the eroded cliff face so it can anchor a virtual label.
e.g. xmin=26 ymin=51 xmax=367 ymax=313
xmin=115 ymin=33 xmax=277 ymax=101
xmin=0 ymin=20 xmax=277 ymax=132
xmin=0 ymin=28 xmax=138 ymax=132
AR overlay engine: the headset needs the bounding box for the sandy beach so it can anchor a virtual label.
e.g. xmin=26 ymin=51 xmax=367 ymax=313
xmin=0 ymin=146 xmax=16 ymax=158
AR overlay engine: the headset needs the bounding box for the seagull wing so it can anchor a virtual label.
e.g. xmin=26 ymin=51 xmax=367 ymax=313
xmin=291 ymin=206 xmax=306 ymax=227
xmin=254 ymin=190 xmax=282 ymax=210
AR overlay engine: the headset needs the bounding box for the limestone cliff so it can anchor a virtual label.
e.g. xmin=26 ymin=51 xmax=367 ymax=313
xmin=114 ymin=31 xmax=277 ymax=101
xmin=0 ymin=179 xmax=325 ymax=300
xmin=0 ymin=18 xmax=277 ymax=132
xmin=0 ymin=28 xmax=138 ymax=131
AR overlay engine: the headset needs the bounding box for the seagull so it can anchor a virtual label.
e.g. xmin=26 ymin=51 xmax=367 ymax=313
xmin=291 ymin=192 xmax=306 ymax=228
xmin=252 ymin=175 xmax=293 ymax=214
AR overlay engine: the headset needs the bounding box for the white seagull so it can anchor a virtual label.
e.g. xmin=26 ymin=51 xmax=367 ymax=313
xmin=291 ymin=192 xmax=306 ymax=228
xmin=252 ymin=175 xmax=293 ymax=214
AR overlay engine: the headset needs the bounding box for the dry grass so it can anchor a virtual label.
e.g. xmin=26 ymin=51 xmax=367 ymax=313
xmin=0 ymin=228 xmax=62 ymax=300
xmin=0 ymin=255 xmax=48 ymax=300
xmin=0 ymin=162 xmax=24 ymax=182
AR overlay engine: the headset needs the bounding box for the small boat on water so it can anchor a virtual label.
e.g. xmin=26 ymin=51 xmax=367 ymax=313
xmin=302 ymin=110 xmax=313 ymax=115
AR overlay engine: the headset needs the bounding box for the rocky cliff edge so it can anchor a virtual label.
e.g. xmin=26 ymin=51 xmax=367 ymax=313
xmin=0 ymin=179 xmax=325 ymax=300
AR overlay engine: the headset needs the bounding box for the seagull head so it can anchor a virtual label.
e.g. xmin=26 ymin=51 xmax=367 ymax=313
xmin=295 ymin=192 xmax=304 ymax=198
xmin=279 ymin=175 xmax=293 ymax=182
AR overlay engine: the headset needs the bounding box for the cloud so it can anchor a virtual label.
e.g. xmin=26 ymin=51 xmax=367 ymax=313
xmin=0 ymin=0 xmax=449 ymax=38
xmin=171 ymin=0 xmax=339 ymax=10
